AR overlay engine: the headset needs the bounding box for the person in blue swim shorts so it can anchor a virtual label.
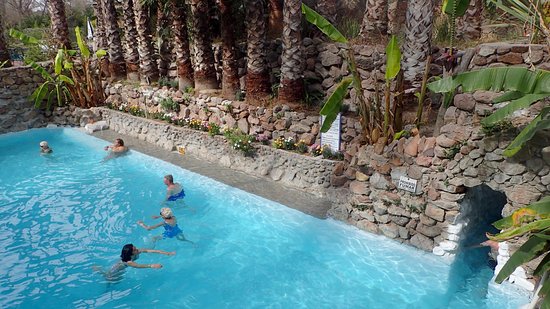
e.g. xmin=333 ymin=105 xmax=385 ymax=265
xmin=137 ymin=207 xmax=191 ymax=242
xmin=164 ymin=174 xmax=185 ymax=201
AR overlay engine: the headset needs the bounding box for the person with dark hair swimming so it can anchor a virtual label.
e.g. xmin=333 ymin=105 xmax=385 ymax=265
xmin=138 ymin=207 xmax=192 ymax=242
xmin=164 ymin=174 xmax=185 ymax=201
xmin=93 ymin=244 xmax=175 ymax=281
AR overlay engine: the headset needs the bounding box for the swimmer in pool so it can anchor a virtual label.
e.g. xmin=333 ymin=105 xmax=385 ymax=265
xmin=39 ymin=141 xmax=53 ymax=154
xmin=93 ymin=243 xmax=175 ymax=281
xmin=164 ymin=174 xmax=185 ymax=201
xmin=103 ymin=138 xmax=129 ymax=161
xmin=137 ymin=207 xmax=191 ymax=242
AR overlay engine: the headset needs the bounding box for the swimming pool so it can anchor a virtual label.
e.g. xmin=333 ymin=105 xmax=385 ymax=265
xmin=0 ymin=128 xmax=530 ymax=308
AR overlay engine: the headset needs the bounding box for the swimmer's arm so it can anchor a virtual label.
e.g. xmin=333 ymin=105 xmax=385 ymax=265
xmin=137 ymin=221 xmax=164 ymax=230
xmin=141 ymin=249 xmax=176 ymax=256
xmin=126 ymin=261 xmax=163 ymax=269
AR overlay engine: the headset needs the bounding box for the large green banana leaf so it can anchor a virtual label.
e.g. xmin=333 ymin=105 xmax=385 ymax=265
xmin=301 ymin=3 xmax=348 ymax=44
xmin=490 ymin=218 xmax=550 ymax=241
xmin=320 ymin=77 xmax=353 ymax=132
xmin=442 ymin=0 xmax=471 ymax=17
xmin=495 ymin=236 xmax=549 ymax=283
xmin=385 ymin=35 xmax=401 ymax=81
xmin=494 ymin=196 xmax=550 ymax=229
xmin=503 ymin=107 xmax=550 ymax=156
xmin=75 ymin=27 xmax=91 ymax=59
xmin=8 ymin=29 xmax=39 ymax=44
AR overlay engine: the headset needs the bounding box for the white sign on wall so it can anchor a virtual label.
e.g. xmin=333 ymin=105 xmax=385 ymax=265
xmin=320 ymin=113 xmax=341 ymax=151
xmin=398 ymin=176 xmax=418 ymax=193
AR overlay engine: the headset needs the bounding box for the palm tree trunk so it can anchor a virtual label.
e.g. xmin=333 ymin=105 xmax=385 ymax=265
xmin=134 ymin=0 xmax=159 ymax=83
xmin=219 ymin=0 xmax=240 ymax=98
xmin=170 ymin=0 xmax=194 ymax=90
xmin=315 ymin=0 xmax=337 ymax=24
xmin=121 ymin=0 xmax=140 ymax=81
xmin=360 ymin=0 xmax=388 ymax=38
xmin=157 ymin=1 xmax=172 ymax=79
xmin=47 ymin=0 xmax=71 ymax=49
xmin=102 ymin=0 xmax=126 ymax=81
xmin=268 ymin=0 xmax=283 ymax=38
xmin=279 ymin=0 xmax=304 ymax=103
xmin=246 ymin=0 xmax=271 ymax=101
xmin=92 ymin=0 xmax=107 ymax=51
xmin=402 ymin=0 xmax=434 ymax=86
xmin=0 ymin=6 xmax=12 ymax=68
xmin=387 ymin=0 xmax=400 ymax=35
xmin=92 ymin=0 xmax=109 ymax=78
xmin=189 ymin=0 xmax=218 ymax=90
xmin=456 ymin=0 xmax=483 ymax=40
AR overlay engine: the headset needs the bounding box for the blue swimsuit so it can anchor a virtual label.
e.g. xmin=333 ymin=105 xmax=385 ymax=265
xmin=167 ymin=190 xmax=185 ymax=201
xmin=163 ymin=223 xmax=183 ymax=238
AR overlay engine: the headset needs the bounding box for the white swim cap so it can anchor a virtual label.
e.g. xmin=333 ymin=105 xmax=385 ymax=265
xmin=160 ymin=207 xmax=173 ymax=218
xmin=40 ymin=141 xmax=48 ymax=147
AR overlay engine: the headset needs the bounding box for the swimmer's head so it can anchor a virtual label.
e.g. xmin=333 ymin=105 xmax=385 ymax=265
xmin=40 ymin=141 xmax=49 ymax=148
xmin=164 ymin=175 xmax=174 ymax=185
xmin=121 ymin=244 xmax=136 ymax=262
xmin=115 ymin=138 xmax=124 ymax=146
xmin=160 ymin=207 xmax=173 ymax=219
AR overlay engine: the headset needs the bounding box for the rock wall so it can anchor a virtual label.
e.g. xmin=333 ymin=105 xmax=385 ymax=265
xmin=0 ymin=65 xmax=47 ymax=133
xmin=469 ymin=43 xmax=550 ymax=70
xmin=104 ymin=83 xmax=366 ymax=158
xmin=96 ymin=108 xmax=337 ymax=196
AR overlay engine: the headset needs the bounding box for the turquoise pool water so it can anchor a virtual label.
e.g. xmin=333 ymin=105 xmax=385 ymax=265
xmin=0 ymin=128 xmax=529 ymax=308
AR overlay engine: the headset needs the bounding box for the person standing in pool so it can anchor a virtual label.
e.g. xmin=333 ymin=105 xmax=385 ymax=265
xmin=93 ymin=244 xmax=175 ymax=281
xmin=39 ymin=141 xmax=53 ymax=154
xmin=137 ymin=207 xmax=191 ymax=242
xmin=164 ymin=174 xmax=185 ymax=201
xmin=104 ymin=138 xmax=128 ymax=153
xmin=103 ymin=138 xmax=129 ymax=161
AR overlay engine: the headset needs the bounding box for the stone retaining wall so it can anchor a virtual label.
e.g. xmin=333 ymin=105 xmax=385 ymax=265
xmin=96 ymin=108 xmax=337 ymax=197
xmin=469 ymin=43 xmax=550 ymax=70
xmin=0 ymin=64 xmax=47 ymax=133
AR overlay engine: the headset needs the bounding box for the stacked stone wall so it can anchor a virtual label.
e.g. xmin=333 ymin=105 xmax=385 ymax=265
xmin=0 ymin=65 xmax=47 ymax=133
xmin=97 ymin=108 xmax=336 ymax=196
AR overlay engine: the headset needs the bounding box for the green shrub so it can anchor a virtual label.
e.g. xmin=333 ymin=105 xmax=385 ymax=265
xmin=160 ymin=97 xmax=180 ymax=113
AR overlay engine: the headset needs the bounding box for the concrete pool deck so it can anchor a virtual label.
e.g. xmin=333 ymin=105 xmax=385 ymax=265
xmin=91 ymin=129 xmax=333 ymax=219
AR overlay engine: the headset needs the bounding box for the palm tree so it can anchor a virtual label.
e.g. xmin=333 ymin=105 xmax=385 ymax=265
xmin=402 ymin=0 xmax=435 ymax=86
xmin=245 ymin=0 xmax=271 ymax=101
xmin=278 ymin=0 xmax=304 ymax=102
xmin=219 ymin=0 xmax=240 ymax=98
xmin=47 ymin=0 xmax=71 ymax=49
xmin=457 ymin=0 xmax=483 ymax=40
xmin=387 ymin=0 xmax=400 ymax=35
xmin=169 ymin=0 xmax=194 ymax=90
xmin=268 ymin=0 xmax=283 ymax=38
xmin=360 ymin=0 xmax=388 ymax=38
xmin=102 ymin=0 xmax=127 ymax=80
xmin=157 ymin=0 xmax=172 ymax=78
xmin=134 ymin=0 xmax=159 ymax=83
xmin=315 ymin=0 xmax=337 ymax=24
xmin=92 ymin=0 xmax=107 ymax=52
xmin=0 ymin=5 xmax=12 ymax=68
xmin=121 ymin=0 xmax=140 ymax=81
xmin=189 ymin=0 xmax=218 ymax=90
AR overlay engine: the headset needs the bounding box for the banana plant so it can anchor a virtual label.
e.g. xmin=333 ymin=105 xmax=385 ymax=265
xmin=10 ymin=27 xmax=107 ymax=109
xmin=428 ymin=67 xmax=550 ymax=156
xmin=30 ymin=50 xmax=74 ymax=109
xmin=302 ymin=3 xmax=403 ymax=144
xmin=487 ymin=196 xmax=550 ymax=309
